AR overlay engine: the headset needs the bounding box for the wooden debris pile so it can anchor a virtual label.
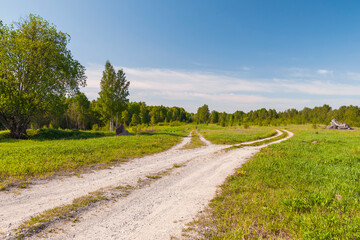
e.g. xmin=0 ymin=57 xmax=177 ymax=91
xmin=325 ymin=118 xmax=352 ymax=130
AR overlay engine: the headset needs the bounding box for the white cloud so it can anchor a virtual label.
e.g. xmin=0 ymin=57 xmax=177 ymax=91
xmin=82 ymin=65 xmax=360 ymax=112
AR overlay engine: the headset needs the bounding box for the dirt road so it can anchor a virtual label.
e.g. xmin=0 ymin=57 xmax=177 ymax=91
xmin=0 ymin=130 xmax=293 ymax=239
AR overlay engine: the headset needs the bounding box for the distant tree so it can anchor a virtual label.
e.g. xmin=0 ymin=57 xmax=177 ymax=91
xmin=130 ymin=113 xmax=140 ymax=126
xmin=149 ymin=108 xmax=157 ymax=125
xmin=179 ymin=108 xmax=187 ymax=122
xmin=196 ymin=104 xmax=210 ymax=124
xmin=127 ymin=102 xmax=141 ymax=116
xmin=344 ymin=105 xmax=360 ymax=127
xmin=121 ymin=110 xmax=131 ymax=126
xmin=88 ymin=99 xmax=103 ymax=129
xmin=65 ymin=93 xmax=90 ymax=130
xmin=140 ymin=102 xmax=150 ymax=124
xmin=166 ymin=110 xmax=172 ymax=122
xmin=98 ymin=61 xmax=130 ymax=131
xmin=159 ymin=110 xmax=165 ymax=122
xmin=227 ymin=114 xmax=234 ymax=126
xmin=219 ymin=112 xmax=227 ymax=127
xmin=210 ymin=110 xmax=219 ymax=123
xmin=150 ymin=115 xmax=156 ymax=127
xmin=0 ymin=14 xmax=86 ymax=138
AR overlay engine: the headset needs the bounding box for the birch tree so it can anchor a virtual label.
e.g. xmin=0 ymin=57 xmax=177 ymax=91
xmin=98 ymin=61 xmax=130 ymax=131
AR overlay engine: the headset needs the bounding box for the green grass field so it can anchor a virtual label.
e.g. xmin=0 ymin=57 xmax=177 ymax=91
xmin=0 ymin=126 xmax=190 ymax=190
xmin=198 ymin=125 xmax=277 ymax=145
xmin=191 ymin=125 xmax=360 ymax=239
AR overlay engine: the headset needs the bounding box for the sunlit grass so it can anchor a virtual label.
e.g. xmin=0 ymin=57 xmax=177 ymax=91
xmin=0 ymin=126 xmax=190 ymax=190
xmin=191 ymin=125 xmax=360 ymax=239
xmin=182 ymin=131 xmax=205 ymax=149
xmin=197 ymin=124 xmax=277 ymax=144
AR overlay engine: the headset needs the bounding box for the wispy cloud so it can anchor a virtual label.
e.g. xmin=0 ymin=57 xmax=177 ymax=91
xmin=286 ymin=67 xmax=313 ymax=78
xmin=83 ymin=65 xmax=360 ymax=112
xmin=347 ymin=72 xmax=360 ymax=81
xmin=124 ymin=67 xmax=271 ymax=93
xmin=280 ymin=80 xmax=360 ymax=95
xmin=317 ymin=69 xmax=333 ymax=75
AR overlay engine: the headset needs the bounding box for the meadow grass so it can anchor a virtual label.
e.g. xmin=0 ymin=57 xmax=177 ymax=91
xmin=197 ymin=125 xmax=277 ymax=145
xmin=0 ymin=126 xmax=190 ymax=190
xmin=223 ymin=129 xmax=289 ymax=152
xmin=182 ymin=131 xmax=206 ymax=149
xmin=191 ymin=125 xmax=360 ymax=239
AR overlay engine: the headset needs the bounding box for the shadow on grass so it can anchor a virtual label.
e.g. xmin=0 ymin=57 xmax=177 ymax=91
xmin=138 ymin=131 xmax=185 ymax=138
xmin=0 ymin=128 xmax=185 ymax=142
xmin=0 ymin=129 xmax=114 ymax=142
xmin=28 ymin=129 xmax=116 ymax=141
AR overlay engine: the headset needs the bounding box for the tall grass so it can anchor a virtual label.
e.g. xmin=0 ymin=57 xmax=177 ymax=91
xmin=192 ymin=125 xmax=360 ymax=239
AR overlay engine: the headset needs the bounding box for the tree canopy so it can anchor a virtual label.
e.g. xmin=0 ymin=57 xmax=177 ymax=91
xmin=0 ymin=14 xmax=86 ymax=138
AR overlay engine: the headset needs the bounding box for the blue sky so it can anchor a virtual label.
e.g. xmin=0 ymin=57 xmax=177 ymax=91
xmin=1 ymin=0 xmax=360 ymax=112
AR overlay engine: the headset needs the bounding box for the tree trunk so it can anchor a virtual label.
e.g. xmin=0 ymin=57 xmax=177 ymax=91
xmin=65 ymin=111 xmax=69 ymax=129
xmin=0 ymin=113 xmax=30 ymax=139
xmin=78 ymin=110 xmax=81 ymax=130
xmin=9 ymin=119 xmax=29 ymax=139
xmin=109 ymin=117 xmax=114 ymax=131
xmin=9 ymin=123 xmax=28 ymax=139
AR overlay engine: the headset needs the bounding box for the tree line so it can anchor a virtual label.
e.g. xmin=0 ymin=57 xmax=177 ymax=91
xmin=17 ymin=94 xmax=194 ymax=131
xmin=3 ymin=101 xmax=357 ymax=132
xmin=196 ymin=104 xmax=360 ymax=128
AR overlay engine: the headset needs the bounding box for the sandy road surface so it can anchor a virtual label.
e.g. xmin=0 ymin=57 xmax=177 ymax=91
xmin=1 ymin=130 xmax=292 ymax=239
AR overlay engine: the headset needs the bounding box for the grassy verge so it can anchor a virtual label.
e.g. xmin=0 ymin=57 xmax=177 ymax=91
xmin=14 ymin=191 xmax=107 ymax=239
xmin=198 ymin=125 xmax=277 ymax=145
xmin=182 ymin=131 xmax=206 ymax=149
xmin=0 ymin=126 xmax=190 ymax=190
xmin=223 ymin=130 xmax=288 ymax=152
xmin=187 ymin=125 xmax=360 ymax=239
xmin=13 ymin=182 xmax=138 ymax=239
